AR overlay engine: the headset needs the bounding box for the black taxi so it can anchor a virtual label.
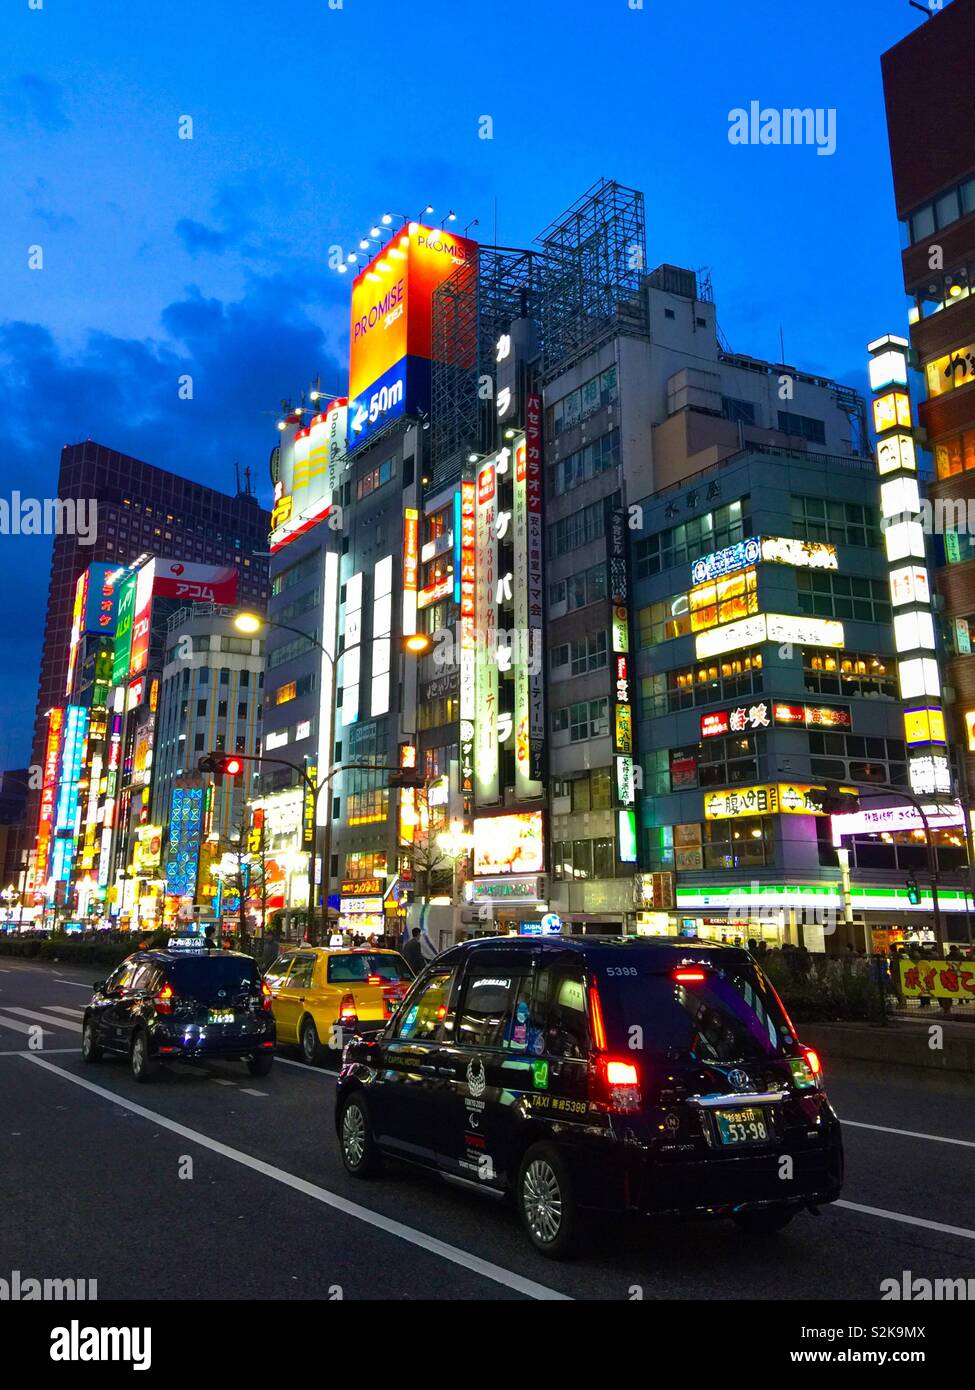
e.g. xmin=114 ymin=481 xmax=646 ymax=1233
xmin=82 ymin=942 xmax=276 ymax=1081
xmin=335 ymin=936 xmax=843 ymax=1257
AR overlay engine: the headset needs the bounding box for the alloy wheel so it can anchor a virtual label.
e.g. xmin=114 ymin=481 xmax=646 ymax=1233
xmin=342 ymin=1102 xmax=366 ymax=1167
xmin=522 ymin=1158 xmax=563 ymax=1244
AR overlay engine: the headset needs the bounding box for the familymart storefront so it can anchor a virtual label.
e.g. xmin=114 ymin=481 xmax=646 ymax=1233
xmin=672 ymin=880 xmax=842 ymax=949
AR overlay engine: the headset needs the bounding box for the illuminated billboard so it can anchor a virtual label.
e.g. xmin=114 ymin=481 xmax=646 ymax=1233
xmin=271 ymin=398 xmax=348 ymax=551
xmin=348 ymin=222 xmax=478 ymax=448
xmin=111 ymin=572 xmax=137 ymax=685
xmin=473 ymin=810 xmax=545 ymax=877
xmin=127 ymin=559 xmax=240 ymax=679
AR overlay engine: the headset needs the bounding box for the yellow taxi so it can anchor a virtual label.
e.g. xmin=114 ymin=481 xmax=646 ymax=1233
xmin=263 ymin=947 xmax=415 ymax=1065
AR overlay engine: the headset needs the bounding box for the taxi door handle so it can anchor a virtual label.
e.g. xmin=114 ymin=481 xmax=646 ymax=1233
xmin=438 ymin=1065 xmax=457 ymax=1077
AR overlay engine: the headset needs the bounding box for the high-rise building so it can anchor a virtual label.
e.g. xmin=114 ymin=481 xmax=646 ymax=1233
xmin=882 ymin=0 xmax=975 ymax=798
xmin=24 ymin=442 xmax=270 ymax=876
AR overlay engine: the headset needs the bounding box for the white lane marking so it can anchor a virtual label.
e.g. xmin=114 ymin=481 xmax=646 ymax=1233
xmin=240 ymin=1088 xmax=268 ymax=1098
xmin=836 ymin=1200 xmax=975 ymax=1242
xmin=45 ymin=1006 xmax=86 ymax=1018
xmin=20 ymin=1055 xmax=570 ymax=1301
xmin=0 ymin=1014 xmax=52 ymax=1037
xmin=53 ymin=980 xmax=93 ymax=988
xmin=3 ymin=1007 xmax=83 ymax=1033
xmin=210 ymin=1078 xmax=236 ymax=1087
xmin=0 ymin=1047 xmax=76 ymax=1056
xmin=274 ymin=1055 xmax=337 ymax=1076
xmin=841 ymin=1118 xmax=975 ymax=1150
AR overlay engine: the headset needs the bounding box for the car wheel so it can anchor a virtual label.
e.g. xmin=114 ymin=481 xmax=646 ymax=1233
xmin=247 ymin=1052 xmax=274 ymax=1078
xmin=301 ymin=1016 xmax=326 ymax=1067
xmin=81 ymin=1018 xmax=102 ymax=1063
xmin=732 ymin=1206 xmax=798 ymax=1235
xmin=339 ymin=1093 xmax=382 ymax=1178
xmin=130 ymin=1029 xmax=159 ymax=1083
xmin=517 ymin=1143 xmax=579 ymax=1259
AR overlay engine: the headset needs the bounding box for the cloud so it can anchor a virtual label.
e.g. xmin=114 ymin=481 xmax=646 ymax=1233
xmin=0 ymin=266 xmax=347 ymax=760
xmin=1 ymin=74 xmax=71 ymax=132
xmin=176 ymin=218 xmax=234 ymax=255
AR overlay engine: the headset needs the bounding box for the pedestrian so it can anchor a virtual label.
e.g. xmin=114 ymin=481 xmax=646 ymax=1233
xmin=402 ymin=927 xmax=425 ymax=973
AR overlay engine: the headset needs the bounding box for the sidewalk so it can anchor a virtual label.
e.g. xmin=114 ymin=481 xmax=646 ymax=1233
xmin=802 ymin=1015 xmax=975 ymax=1075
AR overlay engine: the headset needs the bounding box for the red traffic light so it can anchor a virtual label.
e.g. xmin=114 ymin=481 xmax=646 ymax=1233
xmin=198 ymin=753 xmax=245 ymax=778
xmin=222 ymin=757 xmax=244 ymax=777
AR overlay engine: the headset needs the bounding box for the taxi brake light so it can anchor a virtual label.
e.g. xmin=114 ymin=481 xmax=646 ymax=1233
xmin=154 ymin=982 xmax=174 ymax=1015
xmin=260 ymin=979 xmax=273 ymax=1012
xmin=803 ymin=1046 xmax=822 ymax=1076
xmin=674 ymin=969 xmax=706 ymax=984
xmin=593 ymin=1055 xmax=642 ymax=1113
xmin=367 ymin=974 xmax=382 ymax=985
xmin=339 ymin=993 xmax=357 ymax=1021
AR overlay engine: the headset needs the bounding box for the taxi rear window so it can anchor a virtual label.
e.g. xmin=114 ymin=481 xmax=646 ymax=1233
xmin=327 ymin=953 xmax=413 ymax=984
xmin=599 ymin=961 xmax=791 ymax=1062
xmin=168 ymin=957 xmax=259 ymax=1004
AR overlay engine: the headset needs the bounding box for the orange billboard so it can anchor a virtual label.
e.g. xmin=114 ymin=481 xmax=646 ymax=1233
xmin=348 ymin=222 xmax=477 ymax=402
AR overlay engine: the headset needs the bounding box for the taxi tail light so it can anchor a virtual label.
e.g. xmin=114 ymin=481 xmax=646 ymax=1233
xmin=592 ymin=1055 xmax=643 ymax=1113
xmin=154 ymin=982 xmax=174 ymax=1015
xmin=339 ymin=993 xmax=358 ymax=1023
xmin=260 ymin=979 xmax=273 ymax=1012
xmin=367 ymin=974 xmax=382 ymax=985
xmin=802 ymin=1045 xmax=823 ymax=1077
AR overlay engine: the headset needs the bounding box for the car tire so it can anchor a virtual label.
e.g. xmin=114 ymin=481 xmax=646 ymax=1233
xmin=130 ymin=1029 xmax=159 ymax=1083
xmin=300 ymin=1016 xmax=326 ymax=1067
xmin=247 ymin=1052 xmax=274 ymax=1078
xmin=516 ymin=1143 xmax=579 ymax=1259
xmin=81 ymin=1018 xmax=103 ymax=1063
xmin=339 ymin=1093 xmax=382 ymax=1178
xmin=732 ymin=1206 xmax=798 ymax=1235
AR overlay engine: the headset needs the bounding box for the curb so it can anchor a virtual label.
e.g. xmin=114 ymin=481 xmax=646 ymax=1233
xmin=801 ymin=1021 xmax=975 ymax=1076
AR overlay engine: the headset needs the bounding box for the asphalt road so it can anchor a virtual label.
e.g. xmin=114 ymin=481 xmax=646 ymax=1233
xmin=1 ymin=958 xmax=973 ymax=1302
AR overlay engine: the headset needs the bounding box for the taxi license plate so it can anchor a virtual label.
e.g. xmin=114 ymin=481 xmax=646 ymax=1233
xmin=715 ymin=1107 xmax=769 ymax=1145
xmin=208 ymin=1009 xmax=234 ymax=1024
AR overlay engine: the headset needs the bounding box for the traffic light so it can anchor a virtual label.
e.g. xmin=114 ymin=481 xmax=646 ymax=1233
xmin=198 ymin=754 xmax=245 ymax=779
xmin=905 ymin=872 xmax=921 ymax=906
xmin=817 ymin=785 xmax=860 ymax=815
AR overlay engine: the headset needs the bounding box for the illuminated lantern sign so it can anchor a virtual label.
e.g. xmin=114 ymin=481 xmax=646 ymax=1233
xmin=402 ymin=508 xmax=419 ymax=636
xmin=513 ymin=397 xmax=546 ymax=796
xmin=868 ymin=332 xmax=947 ymax=802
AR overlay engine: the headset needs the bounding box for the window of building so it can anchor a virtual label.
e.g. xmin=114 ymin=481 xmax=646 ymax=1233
xmin=808 ymin=732 xmax=907 ymax=787
xmin=778 ymin=411 xmax=826 ymax=444
xmin=551 ymin=697 xmax=610 ymax=742
xmin=796 ymin=571 xmax=891 ymax=624
xmin=356 ymin=457 xmax=395 ymax=499
xmin=634 ymin=499 xmax=749 ymax=578
xmin=721 ymin=397 xmax=758 ymax=426
xmin=553 ymin=431 xmax=620 ymax=496
xmin=934 ymin=429 xmax=975 ymax=479
xmin=703 ymin=817 xmax=774 ymax=869
xmin=790 ymin=496 xmax=880 ymax=549
xmin=641 ymin=649 xmax=763 ymax=717
xmin=550 ymin=365 xmax=618 ymax=435
xmin=552 ymin=837 xmax=617 ymax=881
xmin=548 ymin=562 xmax=606 ymax=613
xmin=802 ymin=649 xmax=896 ymax=700
xmin=548 ymin=492 xmax=620 ymax=556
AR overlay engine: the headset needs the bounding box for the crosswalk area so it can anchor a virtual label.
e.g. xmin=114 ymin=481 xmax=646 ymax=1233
xmin=0 ymin=1002 xmax=83 ymax=1047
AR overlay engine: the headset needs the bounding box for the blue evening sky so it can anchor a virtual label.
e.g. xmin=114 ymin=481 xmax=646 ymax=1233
xmin=0 ymin=0 xmax=929 ymax=764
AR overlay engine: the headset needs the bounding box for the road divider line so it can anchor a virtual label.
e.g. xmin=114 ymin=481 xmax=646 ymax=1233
xmin=840 ymin=1118 xmax=975 ymax=1149
xmin=240 ymin=1088 xmax=267 ymax=1098
xmin=0 ymin=1013 xmax=52 ymax=1037
xmin=0 ymin=1047 xmax=75 ymax=1057
xmin=44 ymin=1006 xmax=86 ymax=1018
xmin=835 ymin=1200 xmax=975 ymax=1241
xmin=54 ymin=980 xmax=93 ymax=988
xmin=19 ymin=1054 xmax=571 ymax=1301
xmin=3 ymin=1007 xmax=82 ymax=1032
xmin=274 ymin=1055 xmax=337 ymax=1076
